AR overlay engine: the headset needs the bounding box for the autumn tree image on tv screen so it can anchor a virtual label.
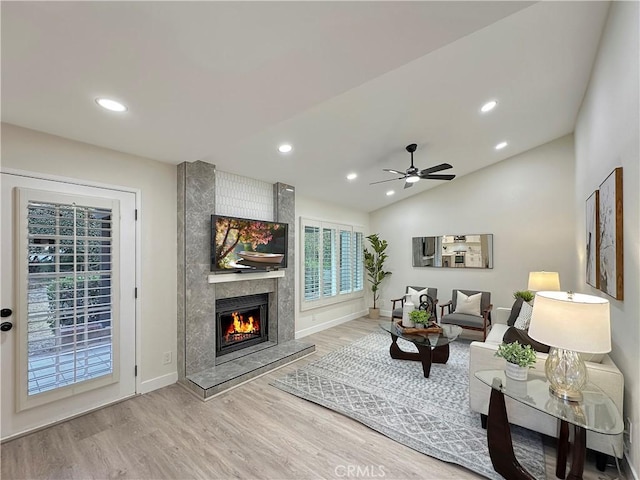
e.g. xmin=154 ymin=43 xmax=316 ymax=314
xmin=213 ymin=216 xmax=287 ymax=270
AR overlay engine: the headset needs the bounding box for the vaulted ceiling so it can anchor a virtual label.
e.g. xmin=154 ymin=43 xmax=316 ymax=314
xmin=1 ymin=1 xmax=610 ymax=212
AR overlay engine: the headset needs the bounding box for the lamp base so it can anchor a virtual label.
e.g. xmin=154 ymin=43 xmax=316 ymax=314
xmin=545 ymin=347 xmax=588 ymax=403
xmin=548 ymin=384 xmax=583 ymax=403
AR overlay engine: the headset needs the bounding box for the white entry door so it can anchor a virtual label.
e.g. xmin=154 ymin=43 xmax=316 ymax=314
xmin=1 ymin=172 xmax=136 ymax=440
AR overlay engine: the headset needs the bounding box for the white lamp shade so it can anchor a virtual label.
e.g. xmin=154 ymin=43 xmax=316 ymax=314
xmin=527 ymin=271 xmax=560 ymax=291
xmin=528 ymin=291 xmax=611 ymax=353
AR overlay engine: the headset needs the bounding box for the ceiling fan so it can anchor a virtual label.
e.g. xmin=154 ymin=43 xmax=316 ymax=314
xmin=371 ymin=143 xmax=455 ymax=189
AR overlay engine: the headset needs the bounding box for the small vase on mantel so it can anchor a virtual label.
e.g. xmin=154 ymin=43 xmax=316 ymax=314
xmin=505 ymin=361 xmax=529 ymax=381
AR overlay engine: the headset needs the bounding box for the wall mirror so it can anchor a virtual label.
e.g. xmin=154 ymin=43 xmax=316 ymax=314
xmin=412 ymin=234 xmax=494 ymax=269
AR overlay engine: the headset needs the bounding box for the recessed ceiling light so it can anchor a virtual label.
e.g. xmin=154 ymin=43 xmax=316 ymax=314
xmin=278 ymin=144 xmax=293 ymax=153
xmin=495 ymin=141 xmax=508 ymax=150
xmin=346 ymin=173 xmax=357 ymax=180
xmin=95 ymin=98 xmax=127 ymax=112
xmin=480 ymin=100 xmax=498 ymax=113
xmin=386 ymin=190 xmax=395 ymax=196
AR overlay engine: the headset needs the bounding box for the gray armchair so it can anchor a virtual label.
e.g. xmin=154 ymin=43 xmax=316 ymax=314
xmin=440 ymin=289 xmax=492 ymax=340
xmin=391 ymin=286 xmax=438 ymax=321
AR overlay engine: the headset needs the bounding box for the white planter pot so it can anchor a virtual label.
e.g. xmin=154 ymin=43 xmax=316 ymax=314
xmin=505 ymin=362 xmax=529 ymax=381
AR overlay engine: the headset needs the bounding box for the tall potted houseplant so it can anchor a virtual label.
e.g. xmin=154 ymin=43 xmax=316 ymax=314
xmin=364 ymin=233 xmax=392 ymax=319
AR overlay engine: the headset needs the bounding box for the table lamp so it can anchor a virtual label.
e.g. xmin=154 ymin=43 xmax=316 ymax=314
xmin=528 ymin=291 xmax=610 ymax=402
xmin=527 ymin=271 xmax=561 ymax=291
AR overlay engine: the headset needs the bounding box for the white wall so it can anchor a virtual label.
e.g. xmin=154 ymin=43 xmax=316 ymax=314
xmin=370 ymin=135 xmax=577 ymax=315
xmin=1 ymin=123 xmax=178 ymax=392
xmin=574 ymin=1 xmax=640 ymax=475
xmin=295 ymin=195 xmax=370 ymax=336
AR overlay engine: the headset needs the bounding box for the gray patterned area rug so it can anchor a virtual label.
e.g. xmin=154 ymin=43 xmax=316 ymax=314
xmin=271 ymin=331 xmax=546 ymax=480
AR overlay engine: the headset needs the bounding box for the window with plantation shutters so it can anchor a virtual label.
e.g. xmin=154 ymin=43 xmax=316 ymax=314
xmin=23 ymin=197 xmax=118 ymax=398
xmin=353 ymin=231 xmax=364 ymax=292
xmin=339 ymin=229 xmax=352 ymax=294
xmin=301 ymin=218 xmax=364 ymax=310
xmin=322 ymin=227 xmax=337 ymax=297
xmin=303 ymin=224 xmax=320 ymax=301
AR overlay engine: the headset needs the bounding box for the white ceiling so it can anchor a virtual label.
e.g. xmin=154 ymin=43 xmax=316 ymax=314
xmin=1 ymin=1 xmax=610 ymax=212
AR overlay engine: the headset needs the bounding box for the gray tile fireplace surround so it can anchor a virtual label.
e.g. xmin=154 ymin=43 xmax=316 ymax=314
xmin=185 ymin=339 xmax=315 ymax=399
xmin=177 ymin=161 xmax=315 ymax=400
xmin=180 ymin=275 xmax=315 ymax=399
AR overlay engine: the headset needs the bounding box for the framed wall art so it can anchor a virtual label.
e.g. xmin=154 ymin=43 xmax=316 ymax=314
xmin=598 ymin=167 xmax=623 ymax=300
xmin=585 ymin=190 xmax=599 ymax=288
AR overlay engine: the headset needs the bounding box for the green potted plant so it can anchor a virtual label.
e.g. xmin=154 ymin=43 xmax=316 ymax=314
xmin=513 ymin=290 xmax=535 ymax=303
xmin=495 ymin=341 xmax=537 ymax=380
xmin=364 ymin=233 xmax=392 ymax=319
xmin=409 ymin=309 xmax=431 ymax=328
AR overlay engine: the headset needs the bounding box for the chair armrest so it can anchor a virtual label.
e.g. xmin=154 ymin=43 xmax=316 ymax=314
xmin=482 ymin=304 xmax=493 ymax=323
xmin=439 ymin=300 xmax=452 ymax=317
xmin=390 ymin=297 xmax=404 ymax=310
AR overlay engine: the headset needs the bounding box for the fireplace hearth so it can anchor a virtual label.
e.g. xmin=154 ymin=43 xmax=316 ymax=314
xmin=216 ymin=294 xmax=268 ymax=357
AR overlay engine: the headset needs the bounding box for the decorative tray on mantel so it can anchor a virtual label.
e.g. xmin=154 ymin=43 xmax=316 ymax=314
xmin=394 ymin=319 xmax=443 ymax=336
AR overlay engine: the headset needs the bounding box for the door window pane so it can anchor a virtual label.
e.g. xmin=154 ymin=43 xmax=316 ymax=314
xmin=26 ymin=201 xmax=113 ymax=396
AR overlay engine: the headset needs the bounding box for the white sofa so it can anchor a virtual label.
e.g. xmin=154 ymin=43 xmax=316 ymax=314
xmin=469 ymin=307 xmax=624 ymax=459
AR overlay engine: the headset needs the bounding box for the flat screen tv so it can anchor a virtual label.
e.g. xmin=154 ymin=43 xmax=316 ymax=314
xmin=211 ymin=214 xmax=288 ymax=272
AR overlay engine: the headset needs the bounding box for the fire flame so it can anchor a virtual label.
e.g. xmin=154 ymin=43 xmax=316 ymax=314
xmin=224 ymin=311 xmax=260 ymax=341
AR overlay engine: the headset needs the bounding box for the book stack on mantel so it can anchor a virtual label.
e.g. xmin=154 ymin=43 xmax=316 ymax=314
xmin=394 ymin=319 xmax=443 ymax=335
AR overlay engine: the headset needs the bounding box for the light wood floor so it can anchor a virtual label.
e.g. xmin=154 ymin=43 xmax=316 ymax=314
xmin=1 ymin=317 xmax=624 ymax=479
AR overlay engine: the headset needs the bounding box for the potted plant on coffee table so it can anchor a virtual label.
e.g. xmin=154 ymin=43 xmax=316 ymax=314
xmin=495 ymin=341 xmax=537 ymax=380
xmin=364 ymin=233 xmax=392 ymax=319
xmin=409 ymin=309 xmax=431 ymax=329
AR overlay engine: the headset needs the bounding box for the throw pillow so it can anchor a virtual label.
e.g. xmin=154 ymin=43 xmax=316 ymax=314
xmin=454 ymin=291 xmax=482 ymax=316
xmin=507 ymin=297 xmax=524 ymax=326
xmin=407 ymin=287 xmax=428 ymax=308
xmin=514 ymin=300 xmax=533 ymax=330
xmin=502 ymin=326 xmax=550 ymax=353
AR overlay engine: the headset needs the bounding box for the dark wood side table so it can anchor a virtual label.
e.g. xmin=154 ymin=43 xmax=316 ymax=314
xmin=475 ymin=370 xmax=623 ymax=480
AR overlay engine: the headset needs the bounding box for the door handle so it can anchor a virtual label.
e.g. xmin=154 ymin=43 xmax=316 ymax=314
xmin=1 ymin=308 xmax=12 ymax=318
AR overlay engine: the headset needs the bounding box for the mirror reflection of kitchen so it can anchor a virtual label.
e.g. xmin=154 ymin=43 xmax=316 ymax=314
xmin=412 ymin=234 xmax=493 ymax=269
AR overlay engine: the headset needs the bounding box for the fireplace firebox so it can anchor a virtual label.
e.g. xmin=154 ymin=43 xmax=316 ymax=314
xmin=216 ymin=294 xmax=268 ymax=357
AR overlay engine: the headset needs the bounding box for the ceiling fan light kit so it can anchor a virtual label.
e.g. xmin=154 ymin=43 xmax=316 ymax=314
xmin=371 ymin=143 xmax=456 ymax=189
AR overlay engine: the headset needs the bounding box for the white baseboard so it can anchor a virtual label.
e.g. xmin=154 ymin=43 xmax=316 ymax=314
xmin=138 ymin=371 xmax=178 ymax=394
xmin=295 ymin=310 xmax=367 ymax=338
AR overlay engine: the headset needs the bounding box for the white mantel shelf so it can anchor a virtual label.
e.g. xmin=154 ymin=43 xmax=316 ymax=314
xmin=207 ymin=270 xmax=285 ymax=284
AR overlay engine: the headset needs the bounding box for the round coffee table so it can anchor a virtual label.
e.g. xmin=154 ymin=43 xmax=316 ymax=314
xmin=378 ymin=321 xmax=463 ymax=378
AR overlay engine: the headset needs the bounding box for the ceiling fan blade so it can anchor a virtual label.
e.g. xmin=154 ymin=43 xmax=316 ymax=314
xmin=421 ymin=174 xmax=456 ymax=181
xmin=370 ymin=177 xmax=405 ymax=185
xmin=383 ymin=168 xmax=406 ymax=175
xmin=403 ymin=181 xmax=413 ymax=189
xmin=419 ymin=163 xmax=453 ymax=175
